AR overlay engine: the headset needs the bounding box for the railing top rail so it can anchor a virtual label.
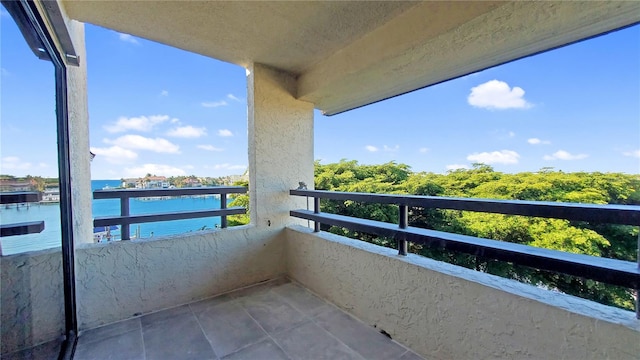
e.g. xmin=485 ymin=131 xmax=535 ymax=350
xmin=0 ymin=221 xmax=45 ymax=237
xmin=0 ymin=191 xmax=42 ymax=204
xmin=290 ymin=189 xmax=640 ymax=226
xmin=94 ymin=207 xmax=246 ymax=227
xmin=94 ymin=186 xmax=247 ymax=199
xmin=290 ymin=210 xmax=640 ymax=289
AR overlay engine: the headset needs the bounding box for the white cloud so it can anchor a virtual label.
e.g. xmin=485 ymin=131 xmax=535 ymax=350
xmin=543 ymin=150 xmax=588 ymax=161
xmin=202 ymin=100 xmax=228 ymax=108
xmin=2 ymin=156 xmax=20 ymax=163
xmin=508 ymin=131 xmax=515 ymax=138
xmin=166 ymin=125 xmax=207 ymax=138
xmin=527 ymin=138 xmax=551 ymax=145
xmin=365 ymin=145 xmax=397 ymax=152
xmin=217 ymin=129 xmax=233 ymax=137
xmin=124 ymin=164 xmax=186 ymax=178
xmin=446 ymin=164 xmax=469 ymax=170
xmin=105 ymin=135 xmax=180 ymax=153
xmin=207 ymin=163 xmax=247 ymax=171
xmin=118 ymin=33 xmax=139 ymax=44
xmin=1 ymin=67 xmax=9 ymax=76
xmin=198 ymin=145 xmax=224 ymax=152
xmin=1 ymin=156 xmax=32 ymax=171
xmin=104 ymin=115 xmax=170 ymax=133
xmin=160 ymin=90 xmax=169 ymax=97
xmin=90 ymin=146 xmax=138 ymax=164
xmin=467 ymin=150 xmax=520 ymax=164
xmin=623 ymin=149 xmax=640 ymax=158
xmin=419 ymin=147 xmax=429 ymax=153
xmin=468 ymin=80 xmax=532 ymax=110
xmin=227 ymin=94 xmax=242 ymax=102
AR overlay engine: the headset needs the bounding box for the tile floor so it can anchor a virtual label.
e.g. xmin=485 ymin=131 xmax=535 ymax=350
xmin=1 ymin=339 xmax=62 ymax=360
xmin=69 ymin=278 xmax=424 ymax=360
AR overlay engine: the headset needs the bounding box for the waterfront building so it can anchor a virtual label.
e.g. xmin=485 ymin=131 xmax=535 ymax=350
xmin=41 ymin=188 xmax=60 ymax=203
xmin=0 ymin=179 xmax=36 ymax=192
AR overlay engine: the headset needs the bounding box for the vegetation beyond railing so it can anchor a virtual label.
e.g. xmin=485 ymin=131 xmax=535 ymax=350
xmin=93 ymin=186 xmax=247 ymax=240
xmin=290 ymin=189 xmax=640 ymax=317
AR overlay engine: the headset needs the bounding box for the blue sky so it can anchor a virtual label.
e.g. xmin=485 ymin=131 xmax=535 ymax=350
xmin=1 ymin=9 xmax=639 ymax=179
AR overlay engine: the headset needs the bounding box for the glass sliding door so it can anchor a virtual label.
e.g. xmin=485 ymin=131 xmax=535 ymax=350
xmin=0 ymin=1 xmax=76 ymax=358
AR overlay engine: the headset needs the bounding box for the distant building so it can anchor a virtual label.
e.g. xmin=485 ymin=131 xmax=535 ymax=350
xmin=121 ymin=178 xmax=138 ymax=188
xmin=183 ymin=178 xmax=202 ymax=187
xmin=0 ymin=179 xmax=36 ymax=192
xmin=143 ymin=176 xmax=169 ymax=189
xmin=41 ymin=188 xmax=60 ymax=203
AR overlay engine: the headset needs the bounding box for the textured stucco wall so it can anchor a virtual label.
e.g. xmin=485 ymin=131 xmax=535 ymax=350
xmin=285 ymin=226 xmax=640 ymax=360
xmin=0 ymin=250 xmax=65 ymax=355
xmin=1 ymin=226 xmax=285 ymax=353
xmin=247 ymin=63 xmax=314 ymax=230
xmin=75 ymin=226 xmax=286 ymax=330
xmin=63 ymin=11 xmax=93 ymax=245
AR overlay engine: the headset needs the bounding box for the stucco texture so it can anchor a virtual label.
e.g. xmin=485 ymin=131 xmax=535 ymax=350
xmin=247 ymin=63 xmax=314 ymax=229
xmin=285 ymin=225 xmax=640 ymax=360
xmin=75 ymin=226 xmax=286 ymax=330
xmin=65 ymin=18 xmax=93 ymax=245
xmin=1 ymin=249 xmax=65 ymax=354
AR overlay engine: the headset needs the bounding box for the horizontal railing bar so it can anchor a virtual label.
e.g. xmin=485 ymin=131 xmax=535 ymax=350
xmin=290 ymin=189 xmax=640 ymax=226
xmin=0 ymin=221 xmax=45 ymax=237
xmin=0 ymin=191 xmax=42 ymax=204
xmin=94 ymin=186 xmax=247 ymax=199
xmin=290 ymin=209 xmax=640 ymax=289
xmin=94 ymin=207 xmax=246 ymax=227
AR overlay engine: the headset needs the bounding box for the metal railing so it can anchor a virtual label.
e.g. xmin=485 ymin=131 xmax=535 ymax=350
xmin=93 ymin=186 xmax=247 ymax=240
xmin=290 ymin=189 xmax=640 ymax=318
xmin=0 ymin=191 xmax=45 ymax=237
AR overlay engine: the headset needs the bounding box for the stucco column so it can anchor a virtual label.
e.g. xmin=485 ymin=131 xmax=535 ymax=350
xmin=64 ymin=18 xmax=92 ymax=245
xmin=247 ymin=63 xmax=314 ymax=229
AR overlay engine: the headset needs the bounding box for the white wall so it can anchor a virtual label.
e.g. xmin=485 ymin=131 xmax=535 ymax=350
xmin=5 ymin=224 xmax=638 ymax=357
xmin=63 ymin=16 xmax=93 ymax=245
xmin=0 ymin=249 xmax=65 ymax=355
xmin=75 ymin=226 xmax=286 ymax=330
xmin=247 ymin=63 xmax=314 ymax=229
xmin=285 ymin=225 xmax=640 ymax=360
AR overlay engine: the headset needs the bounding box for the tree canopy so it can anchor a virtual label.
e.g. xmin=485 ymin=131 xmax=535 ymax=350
xmin=227 ymin=160 xmax=639 ymax=310
xmin=315 ymin=160 xmax=639 ymax=311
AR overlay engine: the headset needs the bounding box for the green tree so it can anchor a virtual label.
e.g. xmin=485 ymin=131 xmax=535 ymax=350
xmin=313 ymin=160 xmax=639 ymax=310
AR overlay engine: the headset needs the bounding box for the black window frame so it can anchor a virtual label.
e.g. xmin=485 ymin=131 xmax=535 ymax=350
xmin=1 ymin=1 xmax=78 ymax=358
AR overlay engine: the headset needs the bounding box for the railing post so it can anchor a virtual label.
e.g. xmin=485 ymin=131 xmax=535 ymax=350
xmin=314 ymin=197 xmax=321 ymax=232
xmin=220 ymin=193 xmax=227 ymax=229
xmin=398 ymin=204 xmax=408 ymax=256
xmin=120 ymin=195 xmax=130 ymax=240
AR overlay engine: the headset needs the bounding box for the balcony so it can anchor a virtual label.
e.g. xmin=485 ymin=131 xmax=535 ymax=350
xmin=3 ymin=190 xmax=639 ymax=359
xmin=2 ymin=1 xmax=640 ymax=359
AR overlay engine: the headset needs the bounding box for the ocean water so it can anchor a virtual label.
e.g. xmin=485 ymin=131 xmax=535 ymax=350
xmin=0 ymin=180 xmax=226 ymax=255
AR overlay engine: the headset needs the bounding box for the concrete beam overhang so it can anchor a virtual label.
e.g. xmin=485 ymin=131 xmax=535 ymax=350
xmin=299 ymin=1 xmax=640 ymax=115
xmin=59 ymin=1 xmax=640 ymax=115
xmin=59 ymin=1 xmax=417 ymax=73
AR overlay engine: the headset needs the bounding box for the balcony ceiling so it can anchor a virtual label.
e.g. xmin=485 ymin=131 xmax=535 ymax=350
xmin=61 ymin=1 xmax=640 ymax=115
